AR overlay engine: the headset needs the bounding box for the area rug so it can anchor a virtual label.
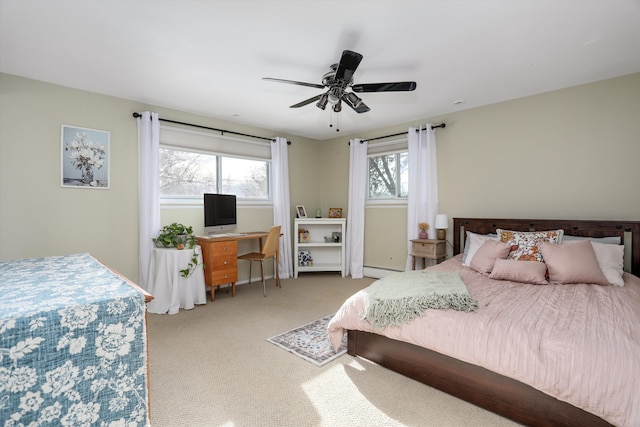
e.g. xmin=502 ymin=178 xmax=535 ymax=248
xmin=267 ymin=314 xmax=347 ymax=367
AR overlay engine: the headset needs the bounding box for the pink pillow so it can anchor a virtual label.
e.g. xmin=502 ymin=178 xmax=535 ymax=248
xmin=470 ymin=240 xmax=511 ymax=274
xmin=539 ymin=241 xmax=608 ymax=286
xmin=591 ymin=242 xmax=624 ymax=286
xmin=489 ymin=259 xmax=548 ymax=285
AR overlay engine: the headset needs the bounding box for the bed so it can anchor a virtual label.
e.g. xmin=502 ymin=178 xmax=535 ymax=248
xmin=0 ymin=253 xmax=152 ymax=426
xmin=328 ymin=218 xmax=640 ymax=427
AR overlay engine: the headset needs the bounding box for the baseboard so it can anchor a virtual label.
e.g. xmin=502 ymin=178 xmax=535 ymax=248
xmin=363 ymin=267 xmax=402 ymax=279
xmin=236 ymin=274 xmax=275 ymax=285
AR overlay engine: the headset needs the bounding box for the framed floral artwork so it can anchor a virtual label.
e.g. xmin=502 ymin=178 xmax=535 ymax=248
xmin=61 ymin=125 xmax=110 ymax=189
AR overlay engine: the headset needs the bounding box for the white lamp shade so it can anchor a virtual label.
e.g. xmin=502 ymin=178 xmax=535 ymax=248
xmin=435 ymin=214 xmax=449 ymax=229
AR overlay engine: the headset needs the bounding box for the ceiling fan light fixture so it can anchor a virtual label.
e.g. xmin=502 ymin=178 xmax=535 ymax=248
xmin=333 ymin=100 xmax=342 ymax=113
xmin=345 ymin=92 xmax=363 ymax=108
xmin=316 ymin=94 xmax=328 ymax=110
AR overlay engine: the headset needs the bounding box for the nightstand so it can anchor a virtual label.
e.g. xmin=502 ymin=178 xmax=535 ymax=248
xmin=410 ymin=239 xmax=446 ymax=269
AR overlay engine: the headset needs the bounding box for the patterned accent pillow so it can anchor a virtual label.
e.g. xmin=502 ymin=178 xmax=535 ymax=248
xmin=497 ymin=229 xmax=564 ymax=262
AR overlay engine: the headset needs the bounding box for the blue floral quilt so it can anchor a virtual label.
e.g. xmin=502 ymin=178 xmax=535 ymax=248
xmin=0 ymin=253 xmax=149 ymax=426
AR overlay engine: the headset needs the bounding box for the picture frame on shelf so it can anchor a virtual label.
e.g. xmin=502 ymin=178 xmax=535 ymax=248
xmin=328 ymin=208 xmax=342 ymax=218
xmin=296 ymin=205 xmax=307 ymax=218
xmin=61 ymin=125 xmax=110 ymax=189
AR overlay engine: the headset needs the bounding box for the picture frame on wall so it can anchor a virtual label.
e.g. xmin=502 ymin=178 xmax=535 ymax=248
xmin=296 ymin=205 xmax=307 ymax=218
xmin=61 ymin=125 xmax=110 ymax=189
xmin=328 ymin=208 xmax=342 ymax=218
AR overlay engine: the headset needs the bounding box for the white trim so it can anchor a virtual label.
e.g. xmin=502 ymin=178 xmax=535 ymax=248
xmin=366 ymin=199 xmax=408 ymax=207
xmin=362 ymin=266 xmax=402 ymax=279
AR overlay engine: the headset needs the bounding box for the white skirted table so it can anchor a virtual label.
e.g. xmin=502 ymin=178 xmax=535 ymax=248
xmin=147 ymin=245 xmax=207 ymax=314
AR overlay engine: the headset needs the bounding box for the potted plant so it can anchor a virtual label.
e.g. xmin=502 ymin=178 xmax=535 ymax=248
xmin=152 ymin=223 xmax=203 ymax=277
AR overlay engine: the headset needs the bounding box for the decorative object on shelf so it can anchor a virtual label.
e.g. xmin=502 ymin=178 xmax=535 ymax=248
xmin=315 ymin=208 xmax=322 ymax=218
xmin=298 ymin=229 xmax=310 ymax=243
xmin=328 ymin=208 xmax=343 ymax=218
xmin=418 ymin=222 xmax=429 ymax=239
xmin=332 ymin=232 xmax=342 ymax=243
xmin=435 ymin=214 xmax=449 ymax=240
xmin=296 ymin=205 xmax=307 ymax=218
xmin=61 ymin=124 xmax=110 ymax=189
xmin=298 ymin=250 xmax=313 ymax=266
xmin=152 ymin=223 xmax=202 ymax=278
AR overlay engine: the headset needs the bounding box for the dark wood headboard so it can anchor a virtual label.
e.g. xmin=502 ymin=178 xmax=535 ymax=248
xmin=453 ymin=218 xmax=640 ymax=276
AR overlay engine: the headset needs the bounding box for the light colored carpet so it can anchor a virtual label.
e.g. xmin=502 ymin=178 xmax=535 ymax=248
xmin=146 ymin=273 xmax=521 ymax=427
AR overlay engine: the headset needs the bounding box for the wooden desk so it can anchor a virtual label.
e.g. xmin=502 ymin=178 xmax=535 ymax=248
xmin=196 ymin=232 xmax=270 ymax=300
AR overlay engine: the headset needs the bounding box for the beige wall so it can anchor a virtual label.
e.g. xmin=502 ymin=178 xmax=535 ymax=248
xmin=322 ymin=73 xmax=640 ymax=270
xmin=2 ymin=72 xmax=639 ymax=279
xmin=0 ymin=73 xmax=321 ymax=282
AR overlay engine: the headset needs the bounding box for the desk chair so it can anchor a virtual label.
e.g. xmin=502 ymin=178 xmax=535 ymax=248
xmin=237 ymin=225 xmax=281 ymax=297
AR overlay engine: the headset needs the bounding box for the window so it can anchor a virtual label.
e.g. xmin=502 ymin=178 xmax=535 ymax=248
xmin=367 ymin=137 xmax=409 ymax=200
xmin=220 ymin=157 xmax=269 ymax=199
xmin=368 ymin=151 xmax=408 ymax=199
xmin=160 ymin=148 xmax=217 ymax=196
xmin=159 ymin=126 xmax=271 ymax=203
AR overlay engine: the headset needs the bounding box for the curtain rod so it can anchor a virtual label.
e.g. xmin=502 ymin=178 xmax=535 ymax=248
xmin=132 ymin=112 xmax=290 ymax=144
xmin=362 ymin=123 xmax=446 ymax=143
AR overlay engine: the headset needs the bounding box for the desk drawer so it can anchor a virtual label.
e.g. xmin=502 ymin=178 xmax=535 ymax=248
xmin=210 ymin=254 xmax=237 ymax=270
xmin=211 ymin=241 xmax=238 ymax=256
xmin=209 ymin=270 xmax=238 ymax=285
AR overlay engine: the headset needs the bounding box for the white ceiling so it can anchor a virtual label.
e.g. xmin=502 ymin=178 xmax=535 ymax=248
xmin=1 ymin=0 xmax=639 ymax=140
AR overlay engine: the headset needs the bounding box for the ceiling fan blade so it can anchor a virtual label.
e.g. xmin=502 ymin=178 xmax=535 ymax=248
xmin=263 ymin=77 xmax=324 ymax=90
xmin=290 ymin=94 xmax=323 ymax=108
xmin=335 ymin=50 xmax=363 ymax=83
xmin=352 ymin=81 xmax=417 ymax=92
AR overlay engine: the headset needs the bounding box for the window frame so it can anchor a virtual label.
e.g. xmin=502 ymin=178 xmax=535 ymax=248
xmin=159 ymin=126 xmax=273 ymax=207
xmin=366 ymin=138 xmax=409 ymax=206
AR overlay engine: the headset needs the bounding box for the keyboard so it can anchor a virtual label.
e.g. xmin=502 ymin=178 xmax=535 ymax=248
xmin=208 ymin=232 xmax=247 ymax=238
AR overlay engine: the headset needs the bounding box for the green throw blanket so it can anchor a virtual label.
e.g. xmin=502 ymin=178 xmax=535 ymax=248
xmin=361 ymin=270 xmax=477 ymax=330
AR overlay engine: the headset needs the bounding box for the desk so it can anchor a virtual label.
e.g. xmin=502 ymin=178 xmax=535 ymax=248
xmin=196 ymin=232 xmax=270 ymax=300
xmin=147 ymin=245 xmax=207 ymax=314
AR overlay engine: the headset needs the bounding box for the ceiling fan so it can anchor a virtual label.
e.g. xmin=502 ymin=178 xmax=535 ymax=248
xmin=263 ymin=50 xmax=417 ymax=114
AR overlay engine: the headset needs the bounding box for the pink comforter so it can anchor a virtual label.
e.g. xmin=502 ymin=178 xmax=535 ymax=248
xmin=328 ymin=256 xmax=640 ymax=427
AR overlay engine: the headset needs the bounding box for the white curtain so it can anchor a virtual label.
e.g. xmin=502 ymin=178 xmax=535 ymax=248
xmin=271 ymin=137 xmax=293 ymax=279
xmin=137 ymin=112 xmax=160 ymax=290
xmin=346 ymin=138 xmax=367 ymax=278
xmin=406 ymin=125 xmax=438 ymax=270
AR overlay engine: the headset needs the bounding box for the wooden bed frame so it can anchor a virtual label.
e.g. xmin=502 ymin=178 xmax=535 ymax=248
xmin=348 ymin=218 xmax=640 ymax=427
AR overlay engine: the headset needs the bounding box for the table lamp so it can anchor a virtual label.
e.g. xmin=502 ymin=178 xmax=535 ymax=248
xmin=435 ymin=214 xmax=449 ymax=240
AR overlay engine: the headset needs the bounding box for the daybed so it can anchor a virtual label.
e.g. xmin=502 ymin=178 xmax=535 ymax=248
xmin=328 ymin=218 xmax=640 ymax=427
xmin=0 ymin=253 xmax=152 ymax=426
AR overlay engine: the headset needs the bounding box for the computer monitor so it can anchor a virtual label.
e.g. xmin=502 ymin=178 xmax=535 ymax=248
xmin=203 ymin=193 xmax=237 ymax=234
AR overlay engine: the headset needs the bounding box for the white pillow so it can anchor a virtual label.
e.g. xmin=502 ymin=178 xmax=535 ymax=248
xmin=463 ymin=232 xmax=498 ymax=267
xmin=591 ymin=242 xmax=625 ymax=286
